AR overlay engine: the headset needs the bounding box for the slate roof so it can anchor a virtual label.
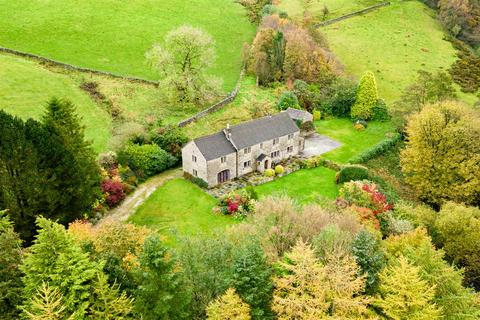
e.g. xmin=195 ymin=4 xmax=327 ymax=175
xmin=286 ymin=107 xmax=313 ymax=122
xmin=256 ymin=153 xmax=267 ymax=161
xmin=192 ymin=112 xmax=299 ymax=161
xmin=193 ymin=131 xmax=236 ymax=161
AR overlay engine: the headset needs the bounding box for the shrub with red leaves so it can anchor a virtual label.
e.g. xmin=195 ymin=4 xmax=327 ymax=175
xmin=101 ymin=179 xmax=126 ymax=208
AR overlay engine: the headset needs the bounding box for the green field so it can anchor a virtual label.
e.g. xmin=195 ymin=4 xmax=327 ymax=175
xmin=321 ymin=1 xmax=477 ymax=104
xmin=0 ymin=54 xmax=111 ymax=152
xmin=0 ymin=0 xmax=255 ymax=90
xmin=278 ymin=0 xmax=382 ymax=20
xmin=254 ymin=166 xmax=338 ymax=204
xmin=316 ymin=118 xmax=395 ymax=163
xmin=129 ymin=179 xmax=235 ymax=241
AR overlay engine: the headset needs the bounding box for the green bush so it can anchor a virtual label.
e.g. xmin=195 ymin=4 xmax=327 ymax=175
xmin=321 ymin=78 xmax=357 ymax=118
xmin=276 ymin=91 xmax=299 ymax=111
xmin=118 ymin=144 xmax=176 ymax=178
xmin=336 ymin=165 xmax=370 ymax=184
xmin=184 ymin=172 xmax=208 ymax=189
xmin=264 ymin=169 xmax=275 ymax=177
xmin=371 ymin=99 xmax=390 ymax=121
xmin=274 ymin=165 xmax=284 ymax=175
xmin=313 ymin=109 xmax=321 ymax=121
xmin=349 ymin=133 xmax=402 ymax=164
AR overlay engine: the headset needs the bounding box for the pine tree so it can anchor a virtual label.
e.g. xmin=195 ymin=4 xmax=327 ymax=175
xmin=90 ymin=273 xmax=134 ymax=319
xmin=23 ymin=282 xmax=73 ymax=320
xmin=351 ymin=71 xmax=378 ymax=120
xmin=0 ymin=213 xmax=23 ymax=319
xmin=20 ymin=218 xmax=102 ymax=318
xmin=374 ymin=256 xmax=442 ymax=319
xmin=231 ymin=242 xmax=274 ymax=319
xmin=43 ymin=98 xmax=101 ymax=219
xmin=206 ymin=288 xmax=251 ymax=320
xmin=134 ymin=235 xmax=191 ymax=319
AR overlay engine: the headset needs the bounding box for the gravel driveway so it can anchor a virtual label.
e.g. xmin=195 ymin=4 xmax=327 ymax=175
xmin=301 ymin=133 xmax=341 ymax=157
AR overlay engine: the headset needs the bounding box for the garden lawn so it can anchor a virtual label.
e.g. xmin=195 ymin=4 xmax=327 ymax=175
xmin=0 ymin=54 xmax=111 ymax=152
xmin=278 ymin=0 xmax=383 ymax=20
xmin=316 ymin=118 xmax=395 ymax=163
xmin=129 ymin=178 xmax=235 ymax=243
xmin=322 ymin=1 xmax=477 ymax=105
xmin=0 ymin=0 xmax=255 ymax=91
xmin=254 ymin=166 xmax=338 ymax=204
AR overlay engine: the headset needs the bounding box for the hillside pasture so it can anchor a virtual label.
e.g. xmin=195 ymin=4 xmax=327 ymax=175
xmin=0 ymin=0 xmax=255 ymax=90
xmin=0 ymin=54 xmax=111 ymax=152
xmin=321 ymin=1 xmax=477 ymax=104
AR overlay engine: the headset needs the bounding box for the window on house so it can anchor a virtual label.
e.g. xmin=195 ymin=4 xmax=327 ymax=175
xmin=270 ymin=151 xmax=280 ymax=158
xmin=192 ymin=155 xmax=197 ymax=163
xmin=243 ymin=160 xmax=251 ymax=168
xmin=287 ymin=146 xmax=293 ymax=153
xmin=260 ymin=143 xmax=263 ymax=149
xmin=244 ymin=147 xmax=251 ymax=154
xmin=193 ymin=169 xmax=198 ymax=177
xmin=221 ymin=156 xmax=226 ymax=163
xmin=273 ymin=138 xmax=279 ymax=145
xmin=288 ymin=134 xmax=294 ymax=140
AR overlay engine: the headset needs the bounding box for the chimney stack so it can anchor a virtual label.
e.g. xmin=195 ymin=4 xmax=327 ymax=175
xmin=224 ymin=123 xmax=232 ymax=141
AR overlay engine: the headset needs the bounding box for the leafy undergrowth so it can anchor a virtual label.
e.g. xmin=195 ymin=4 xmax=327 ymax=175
xmin=128 ymin=178 xmax=235 ymax=244
xmin=365 ymin=141 xmax=418 ymax=202
xmin=0 ymin=0 xmax=255 ymax=90
xmin=315 ymin=118 xmax=395 ymax=163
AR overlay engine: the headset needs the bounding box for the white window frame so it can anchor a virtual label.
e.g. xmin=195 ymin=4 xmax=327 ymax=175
xmin=221 ymin=156 xmax=227 ymax=163
xmin=192 ymin=155 xmax=197 ymax=163
xmin=288 ymin=134 xmax=294 ymax=140
xmin=243 ymin=160 xmax=251 ymax=168
xmin=287 ymin=146 xmax=293 ymax=153
xmin=273 ymin=138 xmax=279 ymax=145
xmin=193 ymin=169 xmax=198 ymax=177
xmin=244 ymin=147 xmax=251 ymax=154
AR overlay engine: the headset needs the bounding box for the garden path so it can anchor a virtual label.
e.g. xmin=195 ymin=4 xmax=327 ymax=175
xmin=96 ymin=168 xmax=182 ymax=226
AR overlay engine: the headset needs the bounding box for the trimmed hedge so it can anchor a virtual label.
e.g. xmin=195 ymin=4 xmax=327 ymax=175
xmin=184 ymin=172 xmax=208 ymax=189
xmin=336 ymin=165 xmax=370 ymax=184
xmin=348 ymin=133 xmax=402 ymax=164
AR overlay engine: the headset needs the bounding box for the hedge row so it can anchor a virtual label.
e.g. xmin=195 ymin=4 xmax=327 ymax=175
xmin=348 ymin=133 xmax=402 ymax=164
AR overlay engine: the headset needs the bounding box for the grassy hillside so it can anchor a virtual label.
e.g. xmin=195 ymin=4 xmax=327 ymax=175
xmin=278 ymin=0 xmax=383 ymax=20
xmin=321 ymin=1 xmax=477 ymax=104
xmin=0 ymin=0 xmax=255 ymax=90
xmin=0 ymin=54 xmax=111 ymax=152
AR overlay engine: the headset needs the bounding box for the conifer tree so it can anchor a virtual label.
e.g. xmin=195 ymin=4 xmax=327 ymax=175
xmin=0 ymin=213 xmax=23 ymax=319
xmin=206 ymin=288 xmax=251 ymax=320
xmin=20 ymin=218 xmax=102 ymax=318
xmin=23 ymin=282 xmax=72 ymax=320
xmin=231 ymin=241 xmax=274 ymax=319
xmin=351 ymin=71 xmax=378 ymax=120
xmin=42 ymin=98 xmax=101 ymax=218
xmin=134 ymin=234 xmax=191 ymax=319
xmin=89 ymin=273 xmax=134 ymax=319
xmin=374 ymin=257 xmax=442 ymax=319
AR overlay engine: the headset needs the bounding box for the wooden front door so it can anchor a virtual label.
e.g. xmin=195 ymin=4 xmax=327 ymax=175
xmin=217 ymin=169 xmax=230 ymax=184
xmin=264 ymin=160 xmax=269 ymax=170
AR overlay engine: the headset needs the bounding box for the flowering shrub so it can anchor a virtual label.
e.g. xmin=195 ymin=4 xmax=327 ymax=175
xmin=101 ymin=179 xmax=126 ymax=208
xmin=217 ymin=190 xmax=255 ymax=218
xmin=338 ymin=181 xmax=393 ymax=230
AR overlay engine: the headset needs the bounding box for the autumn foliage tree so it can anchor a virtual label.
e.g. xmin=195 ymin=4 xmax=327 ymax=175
xmin=401 ymin=101 xmax=480 ymax=206
xmin=374 ymin=257 xmax=442 ymax=319
xmin=351 ymin=71 xmax=378 ymax=120
xmin=146 ymin=25 xmax=221 ymax=105
xmin=206 ymin=288 xmax=251 ymax=320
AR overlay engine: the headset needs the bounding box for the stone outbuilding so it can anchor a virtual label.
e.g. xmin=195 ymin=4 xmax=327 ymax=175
xmin=182 ymin=111 xmax=310 ymax=187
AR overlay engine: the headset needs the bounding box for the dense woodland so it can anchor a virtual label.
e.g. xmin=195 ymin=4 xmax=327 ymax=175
xmin=1 ymin=0 xmax=480 ymax=319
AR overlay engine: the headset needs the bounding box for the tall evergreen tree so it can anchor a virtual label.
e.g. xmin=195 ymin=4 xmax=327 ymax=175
xmin=351 ymin=71 xmax=378 ymax=120
xmin=0 ymin=213 xmax=23 ymax=319
xmin=42 ymin=98 xmax=101 ymax=217
xmin=231 ymin=242 xmax=274 ymax=319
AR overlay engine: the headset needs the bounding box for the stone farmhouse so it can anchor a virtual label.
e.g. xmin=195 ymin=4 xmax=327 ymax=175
xmin=182 ymin=110 xmax=312 ymax=187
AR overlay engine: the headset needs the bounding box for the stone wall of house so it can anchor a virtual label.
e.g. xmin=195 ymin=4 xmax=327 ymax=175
xmin=182 ymin=142 xmax=208 ymax=183
xmin=206 ymin=152 xmax=238 ymax=187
